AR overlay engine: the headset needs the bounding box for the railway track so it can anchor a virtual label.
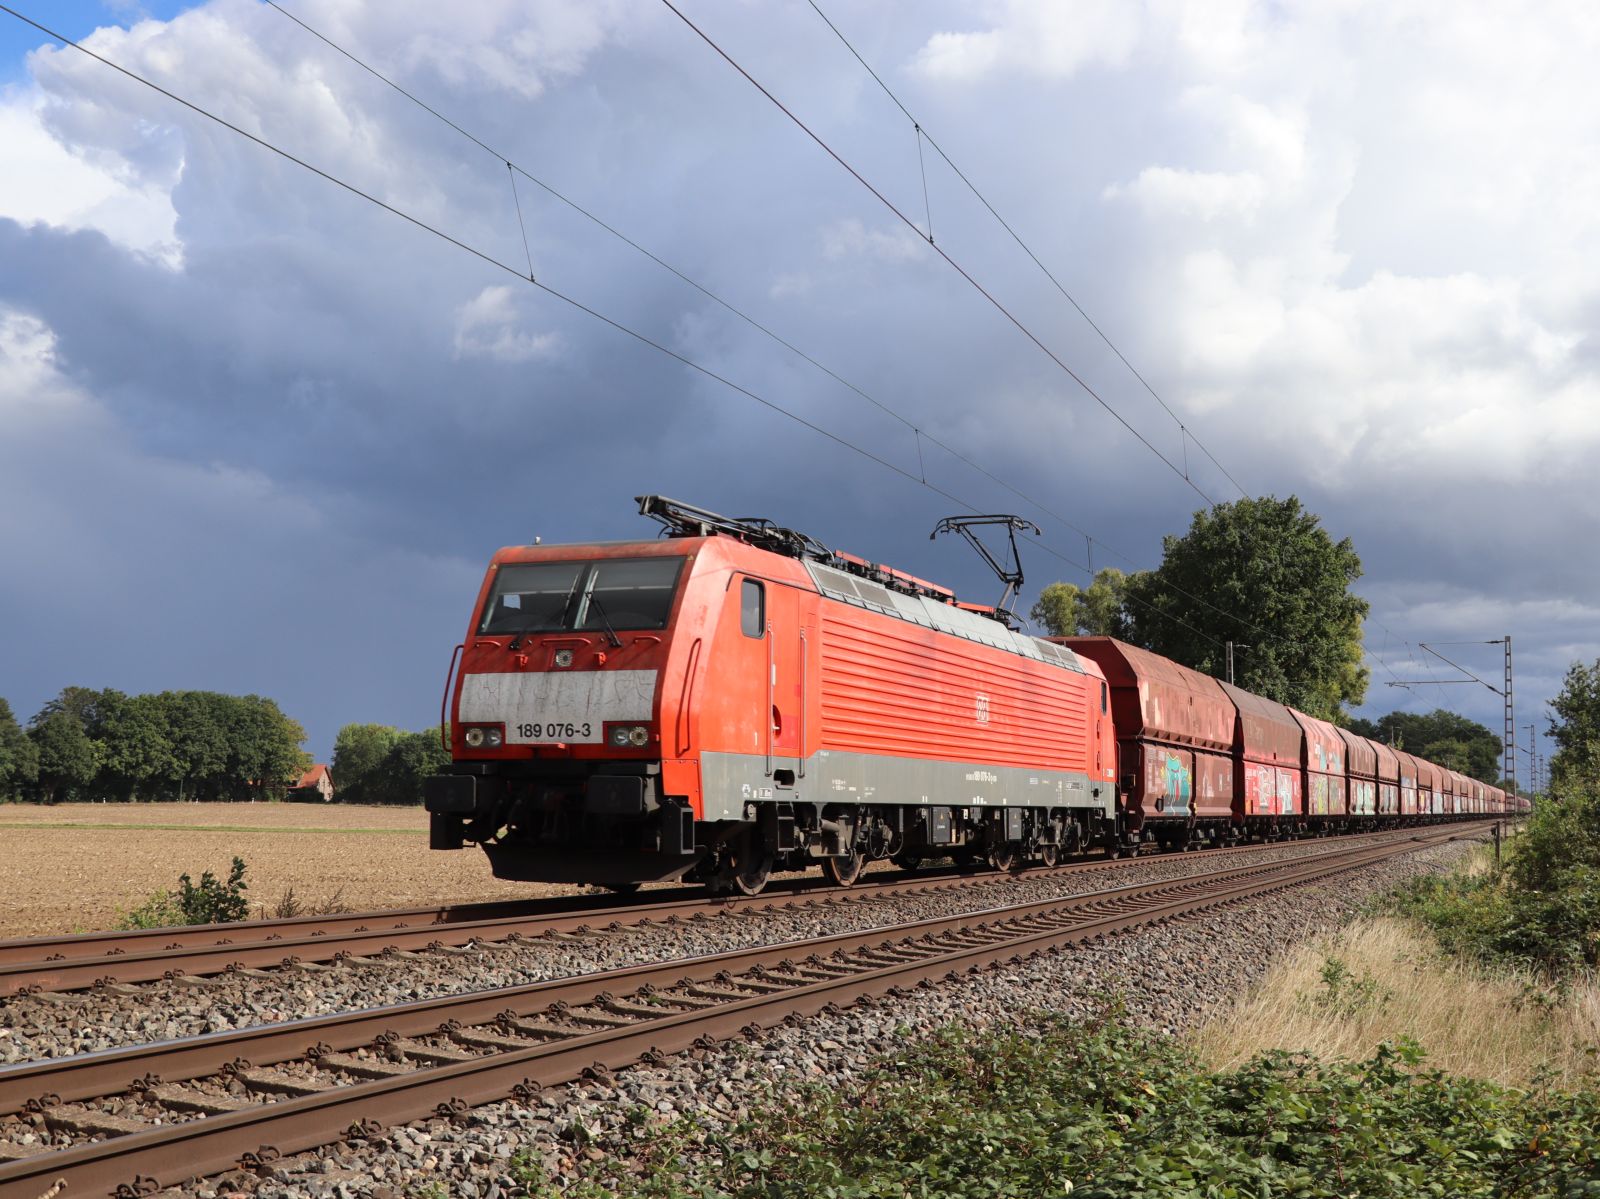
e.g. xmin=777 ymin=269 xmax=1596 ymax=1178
xmin=0 ymin=823 xmax=1492 ymax=997
xmin=0 ymin=825 xmax=1478 ymax=1198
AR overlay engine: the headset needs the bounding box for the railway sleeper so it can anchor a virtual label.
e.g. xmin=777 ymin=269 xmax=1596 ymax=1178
xmin=681 ymin=982 xmax=762 ymax=1002
xmin=386 ymin=1038 xmax=484 ymax=1066
xmin=446 ymin=1028 xmax=543 ymax=1054
xmin=0 ymin=1141 xmax=50 ymax=1163
xmin=497 ymin=1016 xmax=590 ymax=1039
xmin=146 ymin=1083 xmax=257 ymax=1116
xmin=237 ymin=1067 xmax=336 ymax=1097
xmin=42 ymin=1104 xmax=150 ymax=1138
xmin=310 ymin=1053 xmax=415 ymax=1081
xmin=558 ymin=1009 xmax=642 ymax=1030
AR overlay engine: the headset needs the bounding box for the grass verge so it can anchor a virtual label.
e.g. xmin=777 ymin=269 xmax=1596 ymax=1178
xmin=1190 ymin=915 xmax=1600 ymax=1088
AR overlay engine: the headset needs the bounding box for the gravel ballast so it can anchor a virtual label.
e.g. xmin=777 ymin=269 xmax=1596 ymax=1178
xmin=133 ymin=836 xmax=1480 ymax=1199
xmin=0 ymin=830 xmax=1455 ymax=1065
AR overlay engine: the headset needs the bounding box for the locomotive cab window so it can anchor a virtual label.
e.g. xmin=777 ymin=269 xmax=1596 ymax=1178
xmin=478 ymin=557 xmax=683 ymax=635
xmin=1101 ymin=682 xmax=1107 ymax=713
xmin=741 ymin=579 xmax=765 ymax=638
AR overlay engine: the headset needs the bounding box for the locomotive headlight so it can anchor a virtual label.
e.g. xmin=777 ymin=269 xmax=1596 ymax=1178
xmin=628 ymin=726 xmax=650 ymax=747
xmin=610 ymin=726 xmax=631 ymax=747
xmin=484 ymin=728 xmax=503 ymax=747
xmin=464 ymin=727 xmax=485 ymax=748
xmin=554 ymin=649 xmax=574 ymax=668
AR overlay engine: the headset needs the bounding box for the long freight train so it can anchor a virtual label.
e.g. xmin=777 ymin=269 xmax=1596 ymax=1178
xmin=423 ymin=497 xmax=1525 ymax=894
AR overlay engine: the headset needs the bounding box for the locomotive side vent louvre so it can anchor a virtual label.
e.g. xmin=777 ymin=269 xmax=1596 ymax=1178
xmin=808 ymin=560 xmax=1083 ymax=672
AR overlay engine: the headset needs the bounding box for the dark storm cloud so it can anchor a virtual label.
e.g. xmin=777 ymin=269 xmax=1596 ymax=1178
xmin=2 ymin=0 xmax=1597 ymax=772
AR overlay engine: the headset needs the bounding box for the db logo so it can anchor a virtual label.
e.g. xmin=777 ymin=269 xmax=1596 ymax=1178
xmin=975 ymin=693 xmax=991 ymax=725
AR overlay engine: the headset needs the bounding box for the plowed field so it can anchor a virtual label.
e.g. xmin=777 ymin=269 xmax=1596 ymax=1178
xmin=0 ymin=802 xmax=568 ymax=938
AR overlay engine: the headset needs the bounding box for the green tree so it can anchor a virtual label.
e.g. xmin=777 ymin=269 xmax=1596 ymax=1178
xmin=0 ymin=698 xmax=40 ymax=800
xmin=29 ymin=709 xmax=99 ymax=803
xmin=96 ymin=692 xmax=179 ymax=802
xmin=1119 ymin=496 xmax=1369 ymax=721
xmin=34 ymin=686 xmax=117 ymax=738
xmin=1548 ymin=660 xmax=1600 ymax=792
xmin=365 ymin=731 xmax=452 ymax=806
xmin=158 ymin=691 xmax=233 ymax=801
xmin=222 ymin=695 xmax=307 ymax=799
xmin=331 ymin=723 xmax=403 ymax=804
xmin=1029 ymin=569 xmax=1130 ymax=637
xmin=1341 ymin=710 xmax=1502 ymax=781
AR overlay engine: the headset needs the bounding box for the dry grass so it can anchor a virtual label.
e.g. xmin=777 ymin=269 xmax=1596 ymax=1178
xmin=0 ymin=802 xmax=580 ymax=939
xmin=1191 ymin=916 xmax=1600 ymax=1088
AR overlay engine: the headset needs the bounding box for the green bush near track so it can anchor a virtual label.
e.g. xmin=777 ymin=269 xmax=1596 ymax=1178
xmin=518 ymin=1005 xmax=1600 ymax=1199
xmin=1392 ymin=784 xmax=1600 ymax=974
xmin=116 ymin=856 xmax=250 ymax=928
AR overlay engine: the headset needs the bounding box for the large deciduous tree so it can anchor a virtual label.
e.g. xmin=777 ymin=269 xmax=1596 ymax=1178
xmin=1030 ymin=569 xmax=1131 ymax=638
xmin=1549 ymin=659 xmax=1600 ymax=791
xmin=1117 ymin=496 xmax=1369 ymax=721
xmin=365 ymin=731 xmax=452 ymax=806
xmin=29 ymin=709 xmax=99 ymax=803
xmin=0 ymin=699 xmax=39 ymax=799
xmin=223 ymin=695 xmax=307 ymax=800
xmin=96 ymin=691 xmax=178 ymax=802
xmin=331 ymin=723 xmax=403 ymax=804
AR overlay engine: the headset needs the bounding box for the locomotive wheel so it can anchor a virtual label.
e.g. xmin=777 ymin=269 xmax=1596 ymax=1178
xmin=823 ymin=850 xmax=865 ymax=887
xmin=988 ymin=843 xmax=1019 ymax=872
xmin=731 ymin=847 xmax=772 ymax=896
xmin=1039 ymin=843 xmax=1059 ymax=867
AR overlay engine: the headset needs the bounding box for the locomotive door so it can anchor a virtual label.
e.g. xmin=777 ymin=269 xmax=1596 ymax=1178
xmin=726 ymin=575 xmax=802 ymax=778
xmin=764 ymin=582 xmax=804 ymax=773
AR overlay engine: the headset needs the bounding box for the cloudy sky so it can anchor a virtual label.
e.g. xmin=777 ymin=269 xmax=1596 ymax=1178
xmin=1 ymin=0 xmax=1592 ymax=775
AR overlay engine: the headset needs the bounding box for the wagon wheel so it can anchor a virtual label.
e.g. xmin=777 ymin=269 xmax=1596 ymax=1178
xmin=891 ymin=851 xmax=923 ymax=872
xmin=602 ymin=882 xmax=642 ymax=895
xmin=1038 ymin=843 xmax=1059 ymax=868
xmin=823 ymin=850 xmax=865 ymax=887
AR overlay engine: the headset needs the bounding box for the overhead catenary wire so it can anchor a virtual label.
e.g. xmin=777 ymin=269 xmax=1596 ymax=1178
xmin=20 ymin=4 xmax=1403 ymax=668
xmin=658 ymin=0 xmax=1218 ymax=508
xmin=256 ymin=0 xmax=1251 ymax=645
xmin=0 ymin=1 xmax=1225 ymax=654
xmin=803 ymin=0 xmax=1251 ymax=503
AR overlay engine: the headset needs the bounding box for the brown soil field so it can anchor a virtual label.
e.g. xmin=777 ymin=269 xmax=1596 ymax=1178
xmin=0 ymin=802 xmax=576 ymax=939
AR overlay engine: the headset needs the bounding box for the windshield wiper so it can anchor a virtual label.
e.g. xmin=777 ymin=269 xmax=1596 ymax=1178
xmin=585 ymin=595 xmax=624 ymax=649
xmin=508 ymin=625 xmax=536 ymax=652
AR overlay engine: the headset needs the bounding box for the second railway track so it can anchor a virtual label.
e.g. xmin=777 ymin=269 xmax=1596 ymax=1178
xmin=0 ymin=823 xmax=1491 ymax=998
xmin=0 ymin=825 xmax=1480 ymax=1198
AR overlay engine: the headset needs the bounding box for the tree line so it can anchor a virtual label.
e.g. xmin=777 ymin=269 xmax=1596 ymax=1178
xmin=0 ymin=687 xmax=308 ymax=803
xmin=0 ymin=687 xmax=448 ymax=805
xmin=1029 ymin=494 xmax=1511 ymax=783
xmin=328 ymin=723 xmax=450 ymax=806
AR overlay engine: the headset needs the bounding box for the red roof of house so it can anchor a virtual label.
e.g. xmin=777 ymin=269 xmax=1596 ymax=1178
xmin=292 ymin=764 xmax=332 ymax=789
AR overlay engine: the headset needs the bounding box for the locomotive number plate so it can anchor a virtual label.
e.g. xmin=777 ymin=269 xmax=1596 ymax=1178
xmin=516 ymin=721 xmax=593 ymax=741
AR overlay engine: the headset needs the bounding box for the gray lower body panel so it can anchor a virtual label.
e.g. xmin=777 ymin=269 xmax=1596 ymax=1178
xmin=697 ymin=748 xmax=1110 ymax=822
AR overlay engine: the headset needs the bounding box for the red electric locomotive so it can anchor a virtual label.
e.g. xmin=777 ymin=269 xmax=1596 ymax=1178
xmin=425 ymin=498 xmax=1512 ymax=891
xmin=425 ymin=497 xmax=1117 ymax=893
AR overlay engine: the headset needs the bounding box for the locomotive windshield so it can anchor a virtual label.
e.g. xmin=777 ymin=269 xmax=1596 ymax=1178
xmin=478 ymin=557 xmax=684 ymax=635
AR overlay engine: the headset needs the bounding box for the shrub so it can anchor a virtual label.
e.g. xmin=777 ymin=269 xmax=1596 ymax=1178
xmin=1392 ymin=790 xmax=1600 ymax=974
xmin=117 ymin=856 xmax=249 ymax=928
xmin=520 ymin=1008 xmax=1600 ymax=1199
